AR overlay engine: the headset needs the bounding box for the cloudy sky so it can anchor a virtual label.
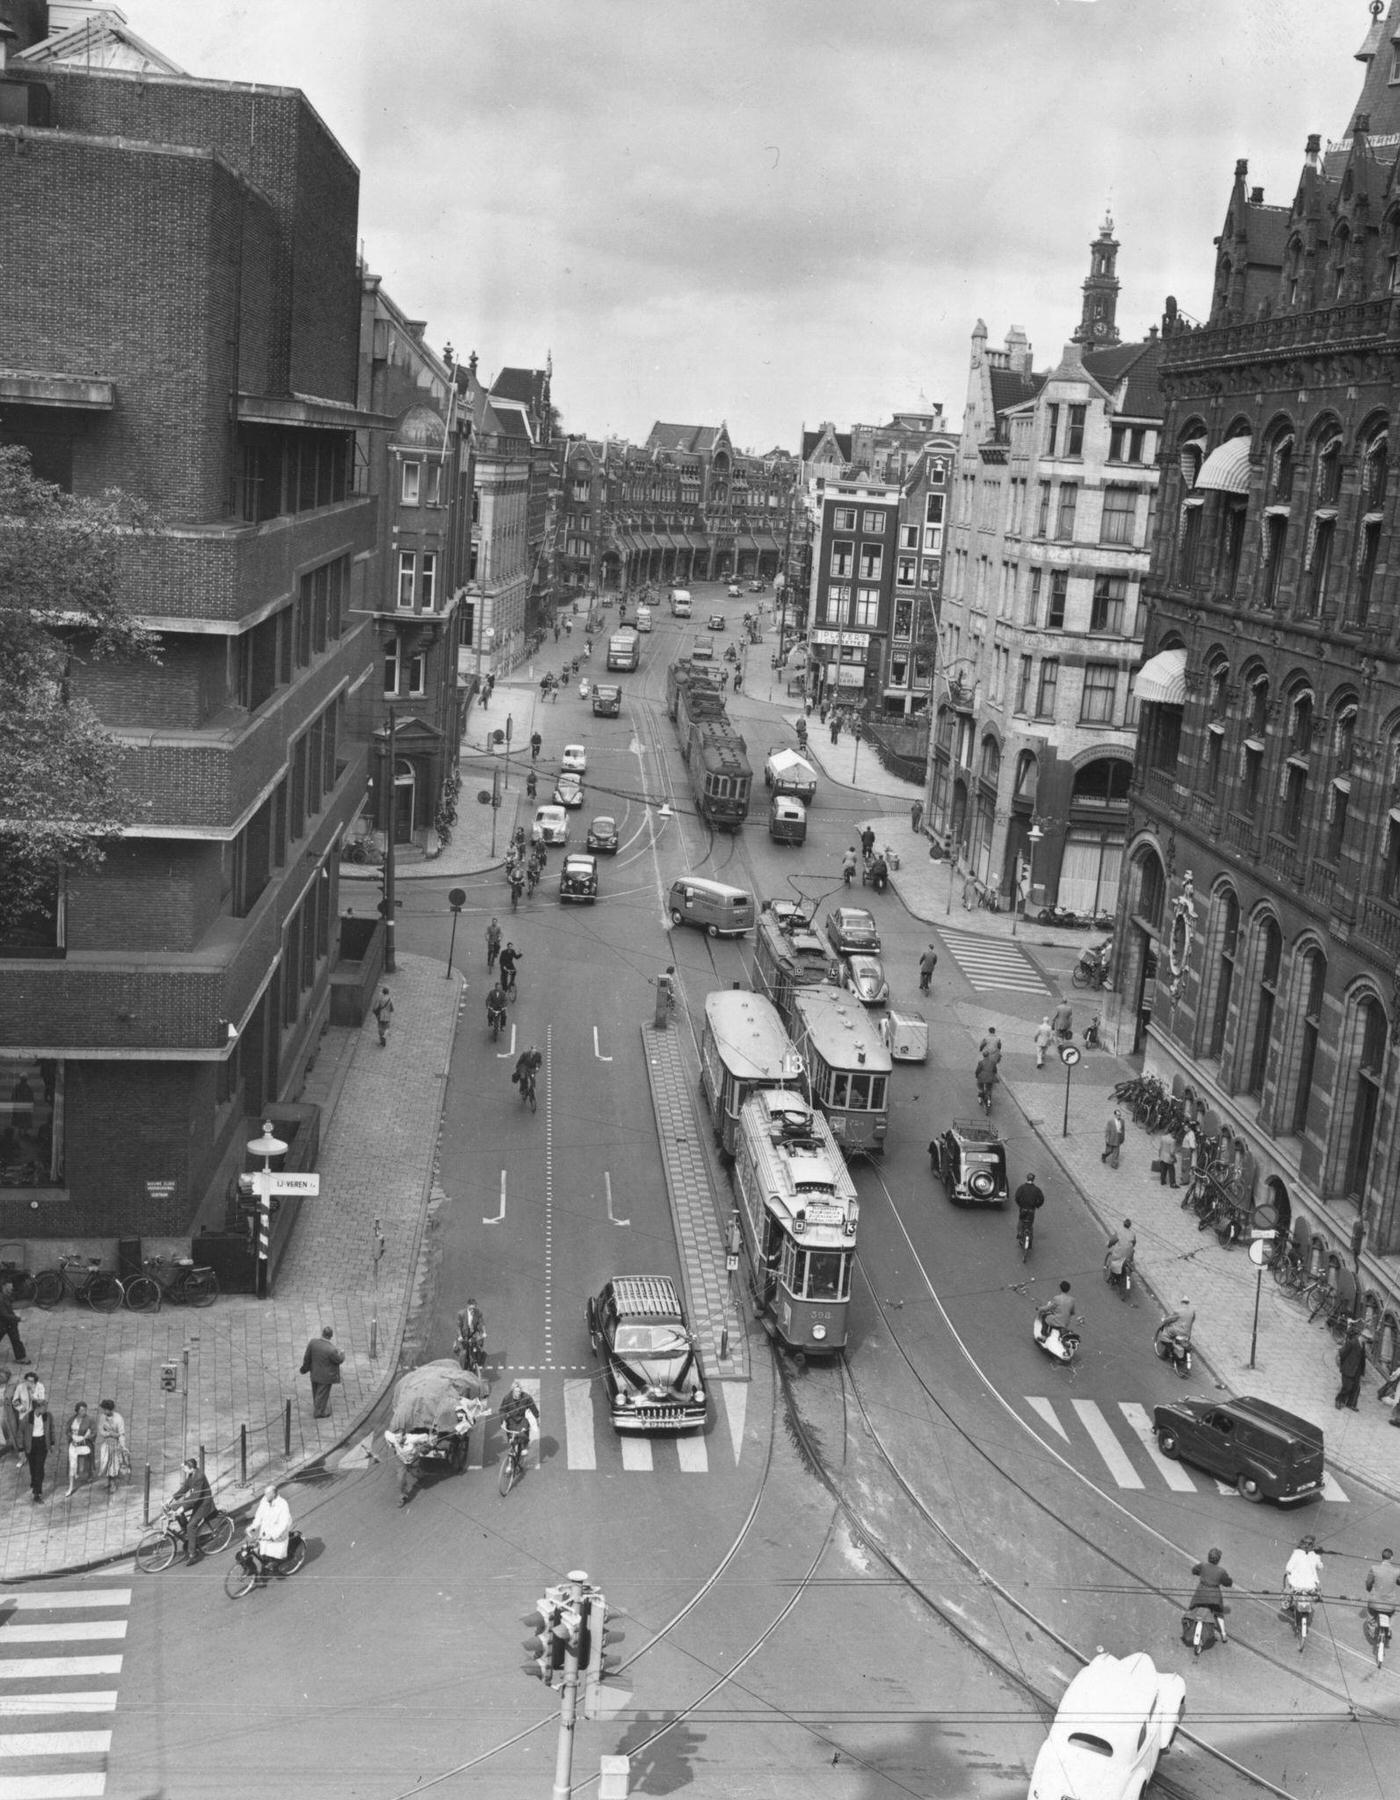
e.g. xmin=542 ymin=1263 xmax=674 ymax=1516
xmin=128 ymin=0 xmax=1369 ymax=453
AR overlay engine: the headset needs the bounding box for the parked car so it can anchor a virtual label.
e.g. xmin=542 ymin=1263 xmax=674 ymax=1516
xmin=823 ymin=905 xmax=881 ymax=955
xmin=929 ymin=1119 xmax=1008 ymax=1205
xmin=1153 ymin=1395 xmax=1325 ymax=1504
xmin=841 ymin=952 xmax=889 ymax=1007
xmin=532 ymin=804 xmax=568 ymax=847
xmin=554 ymin=771 xmax=585 ymax=809
xmin=561 ymin=744 xmax=588 ymax=773
xmin=1028 ymin=1652 xmax=1185 ymax=1800
xmin=585 ymin=1274 xmax=707 ymax=1433
xmin=707 ymin=613 xmax=727 ymax=631
xmin=559 ymin=852 xmax=598 ymax=904
xmin=586 ymin=814 xmax=620 ymax=854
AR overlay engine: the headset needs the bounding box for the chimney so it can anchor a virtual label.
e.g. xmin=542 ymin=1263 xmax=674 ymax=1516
xmin=1305 ymin=133 xmax=1323 ymax=174
xmin=1249 ymin=187 xmax=1264 ymax=205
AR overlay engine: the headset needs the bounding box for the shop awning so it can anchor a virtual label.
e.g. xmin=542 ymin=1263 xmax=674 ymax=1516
xmin=1132 ymin=646 xmax=1187 ymax=706
xmin=1195 ymin=437 xmax=1253 ymax=494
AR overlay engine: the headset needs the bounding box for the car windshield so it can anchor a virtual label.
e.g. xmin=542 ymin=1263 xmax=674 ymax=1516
xmin=614 ymin=1323 xmax=689 ymax=1355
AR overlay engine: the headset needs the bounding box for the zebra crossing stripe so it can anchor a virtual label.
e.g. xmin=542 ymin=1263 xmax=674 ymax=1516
xmin=1321 ymin=1472 xmax=1348 ymax=1502
xmin=0 ymin=1700 xmax=116 ymax=1719
xmin=0 ymin=1663 xmax=121 ymax=1684
xmin=1119 ymin=1404 xmax=1197 ymax=1491
xmin=1025 ymin=1397 xmax=1070 ymax=1442
xmin=0 ymin=1628 xmax=125 ymax=1647
xmin=0 ymin=1733 xmax=113 ymax=1758
xmin=3 ymin=1596 xmax=130 ymax=1614
xmin=0 ymin=1777 xmax=108 ymax=1798
xmin=619 ymin=1436 xmax=653 ymax=1471
xmin=563 ymin=1380 xmax=597 ymax=1472
xmin=1071 ymin=1400 xmax=1144 ymax=1488
xmin=676 ymin=1435 xmax=707 ymax=1473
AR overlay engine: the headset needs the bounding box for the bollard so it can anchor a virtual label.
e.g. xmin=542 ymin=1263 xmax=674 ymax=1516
xmin=284 ymin=1398 xmax=292 ymax=1457
xmin=143 ymin=1463 xmax=151 ymax=1527
xmin=198 ymin=1443 xmax=206 ymax=1474
xmin=240 ymin=1423 xmax=247 ymax=1487
xmin=369 ymin=1315 xmax=378 ymax=1360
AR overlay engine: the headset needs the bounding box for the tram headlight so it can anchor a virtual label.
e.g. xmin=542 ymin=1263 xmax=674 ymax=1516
xmin=811 ymin=1325 xmax=828 ymax=1342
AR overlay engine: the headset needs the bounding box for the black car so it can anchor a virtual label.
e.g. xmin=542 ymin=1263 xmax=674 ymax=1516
xmin=823 ymin=905 xmax=881 ymax=956
xmin=559 ymin=852 xmax=598 ymax=903
xmin=930 ymin=1119 xmax=1009 ymax=1205
xmin=585 ymin=1274 xmax=707 ymax=1432
xmin=586 ymin=814 xmax=620 ymax=853
xmin=1153 ymin=1396 xmax=1325 ymax=1504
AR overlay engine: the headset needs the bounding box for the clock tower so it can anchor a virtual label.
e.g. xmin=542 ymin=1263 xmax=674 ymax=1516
xmin=1072 ymin=211 xmax=1121 ymax=347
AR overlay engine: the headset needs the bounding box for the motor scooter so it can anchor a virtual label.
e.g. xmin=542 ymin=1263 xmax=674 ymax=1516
xmin=1154 ymin=1323 xmax=1193 ymax=1377
xmin=1364 ymin=1603 xmax=1395 ymax=1667
xmin=1283 ymin=1587 xmax=1317 ymax=1650
xmin=1033 ymin=1311 xmax=1080 ymax=1363
xmin=1103 ymin=1251 xmax=1133 ymax=1300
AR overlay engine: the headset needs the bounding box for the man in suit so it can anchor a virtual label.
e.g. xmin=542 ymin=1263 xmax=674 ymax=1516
xmin=300 ymin=1325 xmax=345 ymax=1419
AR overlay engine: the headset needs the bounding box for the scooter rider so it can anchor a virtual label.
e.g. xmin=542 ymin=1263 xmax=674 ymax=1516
xmin=1036 ymin=1280 xmax=1081 ymax=1351
xmin=1105 ymin=1218 xmax=1137 ymax=1279
xmin=1284 ymin=1535 xmax=1324 ymax=1615
xmin=1159 ymin=1296 xmax=1196 ymax=1353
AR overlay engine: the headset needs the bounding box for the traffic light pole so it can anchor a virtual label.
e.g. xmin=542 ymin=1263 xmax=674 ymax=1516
xmin=552 ymin=1569 xmax=590 ymax=1800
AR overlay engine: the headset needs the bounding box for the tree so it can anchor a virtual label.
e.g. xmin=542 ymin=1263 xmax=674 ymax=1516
xmin=0 ymin=446 xmax=159 ymax=940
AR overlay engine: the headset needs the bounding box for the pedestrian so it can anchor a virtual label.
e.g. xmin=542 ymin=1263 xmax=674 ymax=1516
xmin=911 ymin=798 xmax=924 ymax=834
xmin=1157 ymin=1128 xmax=1179 ymax=1188
xmin=1336 ymin=1326 xmax=1370 ymax=1411
xmin=96 ymin=1398 xmax=127 ymax=1491
xmin=565 ymin=618 xmax=573 ymax=636
xmin=860 ymin=825 xmax=876 ymax=860
xmin=1102 ymin=1107 xmax=1125 ymax=1168
xmin=918 ymin=945 xmax=938 ymax=995
xmin=1187 ymin=1546 xmax=1233 ymax=1647
xmin=12 ymin=1368 xmax=44 ymax=1458
xmin=1034 ymin=1017 xmax=1054 ymax=1069
xmin=1052 ymin=999 xmax=1074 ymax=1041
xmin=26 ymin=1391 xmax=51 ymax=1502
xmin=486 ymin=673 xmax=495 ymax=700
xmin=372 ymin=984 xmax=394 ymax=1047
xmin=300 ymin=1324 xmax=345 ymax=1420
xmin=819 ymin=699 xmax=829 ymax=724
xmin=65 ymin=1401 xmax=94 ymax=1496
xmin=1174 ymin=1129 xmax=1194 ymax=1188
xmin=0 ymin=1281 xmax=27 ymax=1362
xmin=0 ymin=1368 xmax=13 ymax=1458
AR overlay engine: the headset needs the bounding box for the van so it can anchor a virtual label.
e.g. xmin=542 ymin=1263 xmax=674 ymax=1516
xmin=670 ymin=589 xmax=692 ymax=617
xmin=768 ymin=794 xmax=807 ymax=846
xmin=667 ymin=878 xmax=756 ymax=938
xmin=1152 ymin=1394 xmax=1325 ymax=1504
xmin=635 ymin=605 xmax=653 ymax=633
xmin=592 ymin=683 xmax=622 ymax=717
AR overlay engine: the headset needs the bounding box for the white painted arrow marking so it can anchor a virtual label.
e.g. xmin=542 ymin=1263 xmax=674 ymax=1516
xmin=721 ymin=1382 xmax=748 ymax=1465
xmin=483 ymin=1170 xmax=506 ymax=1225
xmin=593 ymin=1026 xmax=613 ymax=1062
xmin=605 ymin=1172 xmax=628 ymax=1227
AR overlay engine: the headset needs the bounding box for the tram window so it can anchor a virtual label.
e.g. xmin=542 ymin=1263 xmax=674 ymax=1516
xmin=780 ymin=1238 xmax=800 ymax=1289
xmin=806 ymin=1252 xmax=844 ymax=1300
xmin=847 ymin=1073 xmax=871 ymax=1109
xmin=871 ymin=1075 xmax=887 ymax=1112
xmin=763 ymin=1218 xmax=783 ymax=1264
xmin=828 ymin=1072 xmax=848 ymax=1107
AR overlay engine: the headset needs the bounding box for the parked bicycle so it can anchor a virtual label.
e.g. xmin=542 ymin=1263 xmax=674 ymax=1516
xmin=1269 ymin=1241 xmax=1308 ymax=1293
xmin=123 ymin=1256 xmax=219 ymax=1312
xmin=32 ymin=1253 xmax=123 ymax=1313
xmin=135 ymin=1502 xmax=235 ymax=1572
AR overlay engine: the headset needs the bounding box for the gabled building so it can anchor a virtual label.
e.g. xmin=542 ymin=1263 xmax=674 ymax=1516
xmin=933 ymin=221 xmax=1165 ymax=915
xmin=1122 ymin=1 xmax=1400 ymax=1329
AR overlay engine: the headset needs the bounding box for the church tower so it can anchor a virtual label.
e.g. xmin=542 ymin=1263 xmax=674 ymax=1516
xmin=1071 ymin=211 xmax=1121 ymax=347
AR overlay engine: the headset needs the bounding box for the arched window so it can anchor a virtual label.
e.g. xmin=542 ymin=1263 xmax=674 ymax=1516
xmin=1288 ymin=947 xmax=1327 ymax=1137
xmin=979 ymin=736 xmax=1001 ymax=786
xmin=1246 ymin=917 xmax=1282 ymax=1095
xmin=1239 ymin=674 xmax=1269 ymax=816
xmin=1284 ymin=239 xmax=1304 ymax=310
xmin=1280 ymin=691 xmax=1311 ymax=839
xmin=1305 ymin=434 xmax=1342 ymax=616
xmin=1259 ymin=431 xmax=1294 ymax=608
xmin=1385 ymin=208 xmax=1400 ymax=294
xmin=1201 ymin=659 xmax=1230 ymax=794
xmin=1356 ymin=428 xmax=1388 ymax=625
xmin=1206 ymin=888 xmax=1240 ymax=1060
xmin=1342 ymin=995 xmax=1388 ymax=1199
xmin=1331 ymin=225 xmax=1350 ymax=301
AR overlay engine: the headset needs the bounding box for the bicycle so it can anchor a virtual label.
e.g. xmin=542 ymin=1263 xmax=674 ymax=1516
xmin=1270 ymin=1243 xmax=1307 ymax=1293
xmin=498 ymin=1424 xmax=529 ymax=1497
xmin=1016 ymin=1210 xmax=1035 ymax=1261
xmin=224 ymin=1530 xmax=307 ymax=1599
xmin=519 ymin=1067 xmax=538 ymax=1113
xmin=32 ymin=1253 xmax=123 ymax=1313
xmin=123 ymin=1256 xmax=219 ymax=1312
xmin=976 ymin=1076 xmax=995 ymax=1116
xmin=135 ymin=1503 xmax=235 ymax=1572
xmin=1363 ymin=1605 xmax=1394 ymax=1668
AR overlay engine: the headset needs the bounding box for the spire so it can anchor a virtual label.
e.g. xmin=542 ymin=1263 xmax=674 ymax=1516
xmin=1071 ymin=211 xmax=1121 ymax=348
xmin=1357 ymin=0 xmax=1385 ymax=63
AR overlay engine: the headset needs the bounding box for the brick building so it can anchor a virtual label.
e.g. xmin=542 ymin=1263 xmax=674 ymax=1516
xmin=1123 ymin=1 xmax=1400 ymax=1334
xmin=0 ymin=11 xmax=382 ymax=1240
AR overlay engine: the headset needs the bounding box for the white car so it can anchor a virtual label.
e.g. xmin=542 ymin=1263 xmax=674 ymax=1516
xmin=554 ymin=771 xmax=585 ymax=809
xmin=533 ymin=805 xmax=568 ymax=847
xmin=561 ymin=744 xmax=588 ymax=773
xmin=841 ymin=953 xmax=889 ymax=1008
xmin=1028 ymin=1653 xmax=1185 ymax=1800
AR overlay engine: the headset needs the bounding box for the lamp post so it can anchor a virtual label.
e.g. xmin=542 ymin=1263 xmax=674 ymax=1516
xmin=1012 ymin=822 xmax=1044 ymax=940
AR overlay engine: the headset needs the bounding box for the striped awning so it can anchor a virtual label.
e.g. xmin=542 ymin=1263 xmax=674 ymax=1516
xmin=1132 ymin=646 xmax=1187 ymax=705
xmin=1196 ymin=437 xmax=1253 ymax=494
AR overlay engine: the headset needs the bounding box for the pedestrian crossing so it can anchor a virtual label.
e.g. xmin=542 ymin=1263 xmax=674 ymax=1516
xmin=0 ymin=1586 xmax=130 ymax=1797
xmin=939 ymin=928 xmax=1052 ymax=995
xmin=1025 ymin=1397 xmax=1350 ymax=1501
xmin=457 ymin=1376 xmax=748 ymax=1476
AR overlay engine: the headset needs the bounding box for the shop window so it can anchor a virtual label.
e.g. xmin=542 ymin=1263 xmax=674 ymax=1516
xmin=0 ymin=1058 xmax=64 ymax=1187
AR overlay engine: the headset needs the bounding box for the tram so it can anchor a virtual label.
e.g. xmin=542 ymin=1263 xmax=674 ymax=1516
xmin=699 ymin=990 xmax=804 ymax=1157
xmin=733 ymin=1087 xmax=859 ymax=1353
xmin=666 ymin=657 xmax=724 ymax=733
xmin=788 ymin=984 xmax=891 ymax=1154
xmin=751 ymin=912 xmax=839 ymax=1019
xmin=688 ymin=714 xmax=752 ymax=830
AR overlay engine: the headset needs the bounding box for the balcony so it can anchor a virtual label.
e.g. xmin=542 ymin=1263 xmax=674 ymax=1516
xmin=1359 ymin=894 xmax=1400 ymax=960
xmin=1143 ymin=767 xmax=1176 ymax=803
xmin=1263 ymin=833 xmax=1300 ymax=883
xmin=1307 ymin=858 xmax=1337 ymax=909
xmin=1222 ymin=813 xmax=1256 ymax=857
xmin=1189 ymin=794 xmax=1217 ymax=831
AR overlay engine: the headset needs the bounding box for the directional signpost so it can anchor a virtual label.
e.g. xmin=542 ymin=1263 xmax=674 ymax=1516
xmin=1058 ymin=1042 xmax=1081 ymax=1138
xmin=246 ymin=1121 xmax=321 ymax=1299
xmin=1247 ymin=1230 xmax=1277 ymax=1369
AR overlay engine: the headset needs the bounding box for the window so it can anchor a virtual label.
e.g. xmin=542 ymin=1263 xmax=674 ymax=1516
xmin=1027 ymin=568 xmax=1042 ymax=626
xmin=1081 ymin=662 xmax=1117 ymax=724
xmin=1091 ymin=573 xmax=1127 ymax=634
xmin=1343 ymin=999 xmax=1387 ymax=1198
xmin=384 ymin=636 xmax=400 ymax=696
xmin=1109 ymin=424 xmax=1150 ymax=464
xmin=832 ymin=506 xmax=856 ymax=530
xmin=1045 ymin=404 xmax=1060 ymax=456
xmin=1260 ymin=513 xmax=1287 ymax=607
xmin=424 ymin=463 xmax=441 ymax=506
xmin=1016 ymin=654 xmax=1032 ymax=713
xmin=1036 ymin=482 xmax=1051 ymax=536
xmin=854 ymin=588 xmax=880 ymax=627
xmin=1306 ymin=516 xmax=1336 ymax=617
xmin=407 ymin=649 xmax=426 ymax=697
xmin=401 ymin=461 xmax=421 ymax=505
xmin=1048 ymin=569 xmax=1068 ymax=629
xmin=1289 ymin=950 xmax=1327 ymax=1136
xmin=824 ymin=584 xmax=850 ymax=624
xmin=1217 ymin=500 xmax=1247 ymax=599
xmin=830 ymin=540 xmax=853 ymax=577
xmin=922 ymin=558 xmax=941 ymax=589
xmin=1241 ymin=743 xmax=1264 ymax=816
xmin=1066 ymin=404 xmax=1086 ymax=456
xmin=859 ymin=544 xmax=883 ymax=580
xmin=1269 ymin=434 xmax=1295 ymax=503
xmin=862 ymin=510 xmax=886 ymax=535
xmin=1207 ymin=891 xmax=1239 ymax=1059
xmin=926 ymin=492 xmax=944 ymax=525
xmin=419 ymin=552 xmax=436 ymax=610
xmin=901 ymin=525 xmax=919 ymax=551
xmin=1056 ymin=484 xmax=1078 ymax=540
xmin=1326 ymin=781 xmax=1349 ymax=863
xmin=397 ymin=552 xmax=416 ymax=609
xmin=1101 ymin=487 xmax=1137 ymax=546
xmin=893 ymin=601 xmax=913 ymax=639
xmin=1281 ymin=762 xmax=1308 ymax=838
xmin=1203 ymin=725 xmax=1224 ymax=795
xmin=1036 ymin=659 xmax=1059 ymax=718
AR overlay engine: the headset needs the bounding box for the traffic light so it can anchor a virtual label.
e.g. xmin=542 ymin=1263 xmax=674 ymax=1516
xmin=529 ymin=1585 xmax=572 ymax=1686
xmin=581 ymin=1591 xmax=622 ymax=1719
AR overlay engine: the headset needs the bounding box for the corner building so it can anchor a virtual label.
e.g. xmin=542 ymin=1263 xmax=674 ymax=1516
xmin=0 ymin=27 xmax=379 ymax=1239
xmin=1125 ymin=4 xmax=1400 ymax=1340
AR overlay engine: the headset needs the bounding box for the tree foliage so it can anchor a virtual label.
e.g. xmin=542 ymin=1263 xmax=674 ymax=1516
xmin=0 ymin=446 xmax=160 ymax=938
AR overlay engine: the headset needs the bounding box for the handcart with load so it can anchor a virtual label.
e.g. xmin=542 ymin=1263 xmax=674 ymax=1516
xmin=383 ymin=1360 xmax=490 ymax=1497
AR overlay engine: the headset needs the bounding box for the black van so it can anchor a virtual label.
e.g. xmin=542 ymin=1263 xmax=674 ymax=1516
xmin=1153 ymin=1395 xmax=1324 ymax=1504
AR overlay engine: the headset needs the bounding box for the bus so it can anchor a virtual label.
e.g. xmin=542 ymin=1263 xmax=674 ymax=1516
xmin=699 ymin=990 xmax=803 ymax=1157
xmin=607 ymin=629 xmax=640 ymax=671
xmin=733 ymin=1087 xmax=859 ymax=1354
xmin=752 ymin=913 xmax=838 ymax=1019
xmin=788 ymin=984 xmax=892 ymax=1155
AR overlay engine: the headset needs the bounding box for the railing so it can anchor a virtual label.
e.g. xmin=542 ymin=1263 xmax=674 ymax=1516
xmin=1144 ymin=767 xmax=1176 ymax=801
xmin=1163 ymin=296 xmax=1400 ymax=368
xmin=1263 ymin=833 xmax=1300 ymax=882
xmin=1190 ymin=794 xmax=1216 ymax=831
xmin=1222 ymin=813 xmax=1256 ymax=857
xmin=1358 ymin=894 xmax=1400 ymax=960
xmin=1306 ymin=858 xmax=1337 ymax=909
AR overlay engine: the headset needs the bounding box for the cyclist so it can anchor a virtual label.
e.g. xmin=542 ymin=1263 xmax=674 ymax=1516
xmin=170 ymin=1456 xmax=214 ymax=1565
xmin=512 ymin=1045 xmax=542 ymax=1104
xmin=1013 ymin=1173 xmax=1044 ymax=1250
xmin=1187 ymin=1546 xmax=1233 ymax=1645
xmin=485 ymin=917 xmax=502 ymax=970
xmin=498 ymin=941 xmax=521 ymax=997
xmin=455 ymin=1299 xmax=486 ymax=1371
xmin=1105 ymin=1217 xmax=1137 ymax=1281
xmin=1365 ymin=1548 xmax=1400 ymax=1621
xmin=244 ymin=1481 xmax=293 ymax=1580
xmin=499 ymin=1380 xmax=539 ymax=1464
xmin=485 ymin=982 xmax=507 ymax=1036
xmin=842 ymin=847 xmax=857 ymax=887
xmin=530 ymin=730 xmax=542 ymax=762
xmin=974 ymin=1048 xmax=999 ymax=1111
xmin=1283 ymin=1534 xmax=1324 ymax=1620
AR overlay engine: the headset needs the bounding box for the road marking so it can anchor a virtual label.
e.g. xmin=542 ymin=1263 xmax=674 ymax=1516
xmin=1070 ymin=1400 xmax=1144 ymax=1488
xmin=563 ymin=1381 xmax=596 ymax=1472
xmin=0 ymin=1662 xmax=121 ymax=1683
xmin=720 ymin=1382 xmax=747 ymax=1464
xmin=0 ymin=1596 xmax=129 ymax=1614
xmin=520 ymin=1378 xmax=542 ymax=1468
xmin=604 ymin=1172 xmax=629 ymax=1227
xmin=0 ymin=1778 xmax=108 ymax=1798
xmin=938 ymin=928 xmax=1052 ymax=994
xmin=0 ymin=1733 xmax=112 ymax=1757
xmin=337 ymin=1431 xmax=380 ymax=1470
xmin=592 ymin=1027 xmax=612 ymax=1062
xmin=483 ymin=1170 xmax=506 ymax=1226
xmin=0 ymin=1698 xmax=116 ymax=1718
xmin=496 ymin=1022 xmax=516 ymax=1059
xmin=676 ymin=1435 xmax=707 ymax=1473
xmin=0 ymin=1627 xmax=125 ymax=1646
xmin=543 ymin=1030 xmax=554 ymax=1365
xmin=1322 ymin=1471 xmax=1349 ymax=1502
xmin=1119 ymin=1404 xmax=1197 ymax=1491
xmin=1025 ymin=1397 xmax=1070 ymax=1441
xmin=620 ymin=1437 xmax=653 ymax=1471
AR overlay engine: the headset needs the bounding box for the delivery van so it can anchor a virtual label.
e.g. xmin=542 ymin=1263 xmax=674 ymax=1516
xmin=670 ymin=589 xmax=692 ymax=617
xmin=768 ymin=795 xmax=808 ymax=846
xmin=667 ymin=878 xmax=756 ymax=938
xmin=635 ymin=605 xmax=653 ymax=632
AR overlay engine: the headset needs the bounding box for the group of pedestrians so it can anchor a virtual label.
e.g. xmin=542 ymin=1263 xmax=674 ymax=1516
xmin=1 ymin=1361 xmax=128 ymax=1504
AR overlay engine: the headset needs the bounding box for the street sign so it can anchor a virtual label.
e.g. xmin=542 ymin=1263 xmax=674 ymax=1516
xmin=725 ymin=1253 xmax=739 ymax=1273
xmin=265 ymin=1173 xmax=321 ymax=1196
xmin=1059 ymin=1044 xmax=1082 ymax=1066
xmin=448 ymin=887 xmax=466 ymax=912
xmin=145 ymin=1179 xmax=177 ymax=1203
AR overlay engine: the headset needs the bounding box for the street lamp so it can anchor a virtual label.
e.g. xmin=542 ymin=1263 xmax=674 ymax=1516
xmin=1012 ymin=821 xmax=1044 ymax=939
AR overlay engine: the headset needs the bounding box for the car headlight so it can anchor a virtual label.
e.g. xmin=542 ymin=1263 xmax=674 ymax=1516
xmin=811 ymin=1324 xmax=827 ymax=1341
xmin=692 ymin=1386 xmax=705 ymax=1403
